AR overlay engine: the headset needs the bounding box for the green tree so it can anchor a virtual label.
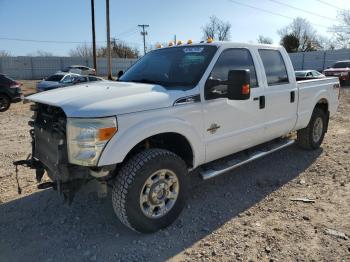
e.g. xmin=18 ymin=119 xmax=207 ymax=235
xmin=280 ymin=34 xmax=300 ymax=53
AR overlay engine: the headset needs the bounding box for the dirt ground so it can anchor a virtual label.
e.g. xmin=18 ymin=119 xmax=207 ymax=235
xmin=0 ymin=82 xmax=349 ymax=262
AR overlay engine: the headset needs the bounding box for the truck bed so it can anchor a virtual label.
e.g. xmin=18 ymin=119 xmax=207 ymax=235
xmin=295 ymin=77 xmax=340 ymax=131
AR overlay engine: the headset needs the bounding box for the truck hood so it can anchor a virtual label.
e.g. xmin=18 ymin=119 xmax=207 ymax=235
xmin=27 ymin=81 xmax=188 ymax=117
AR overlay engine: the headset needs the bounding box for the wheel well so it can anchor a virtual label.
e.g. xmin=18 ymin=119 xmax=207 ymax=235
xmin=315 ymin=98 xmax=329 ymax=132
xmin=124 ymin=133 xmax=194 ymax=168
xmin=315 ymin=98 xmax=328 ymax=115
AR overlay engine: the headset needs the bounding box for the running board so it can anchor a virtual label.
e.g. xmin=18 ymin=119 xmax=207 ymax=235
xmin=200 ymin=139 xmax=295 ymax=180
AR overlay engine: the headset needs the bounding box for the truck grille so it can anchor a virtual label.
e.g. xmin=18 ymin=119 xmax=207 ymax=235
xmin=33 ymin=103 xmax=68 ymax=173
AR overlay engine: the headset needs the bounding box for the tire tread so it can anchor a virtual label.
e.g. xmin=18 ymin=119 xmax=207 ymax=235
xmin=112 ymin=149 xmax=184 ymax=232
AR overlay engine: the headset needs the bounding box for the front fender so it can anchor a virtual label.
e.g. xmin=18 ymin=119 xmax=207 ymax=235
xmin=98 ymin=114 xmax=205 ymax=168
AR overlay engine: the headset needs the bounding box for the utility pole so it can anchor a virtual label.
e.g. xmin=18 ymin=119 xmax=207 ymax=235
xmin=106 ymin=0 xmax=112 ymax=80
xmin=138 ymin=24 xmax=149 ymax=56
xmin=91 ymin=0 xmax=97 ymax=74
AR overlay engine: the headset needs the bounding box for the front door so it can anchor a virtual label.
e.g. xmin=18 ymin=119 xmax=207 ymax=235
xmin=203 ymin=48 xmax=266 ymax=163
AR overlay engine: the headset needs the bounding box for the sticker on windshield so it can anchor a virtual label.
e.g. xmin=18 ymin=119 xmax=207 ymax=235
xmin=183 ymin=47 xmax=204 ymax=53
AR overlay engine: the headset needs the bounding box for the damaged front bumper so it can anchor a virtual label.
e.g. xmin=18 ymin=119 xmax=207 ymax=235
xmin=14 ymin=103 xmax=116 ymax=204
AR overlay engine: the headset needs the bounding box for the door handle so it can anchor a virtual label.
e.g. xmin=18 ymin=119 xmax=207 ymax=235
xmin=290 ymin=91 xmax=295 ymax=103
xmin=253 ymin=96 xmax=265 ymax=109
xmin=259 ymin=96 xmax=265 ymax=109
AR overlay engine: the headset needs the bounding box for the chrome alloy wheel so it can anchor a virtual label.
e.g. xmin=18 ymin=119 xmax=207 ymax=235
xmin=139 ymin=169 xmax=179 ymax=219
xmin=312 ymin=117 xmax=323 ymax=143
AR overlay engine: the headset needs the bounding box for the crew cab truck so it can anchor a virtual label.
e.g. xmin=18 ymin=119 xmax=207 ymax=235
xmin=18 ymin=41 xmax=339 ymax=233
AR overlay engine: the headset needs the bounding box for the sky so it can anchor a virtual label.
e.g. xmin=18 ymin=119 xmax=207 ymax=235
xmin=0 ymin=0 xmax=348 ymax=56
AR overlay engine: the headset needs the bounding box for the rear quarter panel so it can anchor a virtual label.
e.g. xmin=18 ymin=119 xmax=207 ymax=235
xmin=295 ymin=77 xmax=339 ymax=130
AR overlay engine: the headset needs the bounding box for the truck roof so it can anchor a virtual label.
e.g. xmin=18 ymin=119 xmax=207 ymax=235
xmin=159 ymin=41 xmax=281 ymax=50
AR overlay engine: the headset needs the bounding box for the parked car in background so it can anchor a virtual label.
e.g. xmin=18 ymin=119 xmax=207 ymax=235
xmin=0 ymin=74 xmax=23 ymax=112
xmin=295 ymin=70 xmax=325 ymax=81
xmin=323 ymin=60 xmax=350 ymax=86
xmin=36 ymin=73 xmax=103 ymax=92
xmin=61 ymin=65 xmax=96 ymax=75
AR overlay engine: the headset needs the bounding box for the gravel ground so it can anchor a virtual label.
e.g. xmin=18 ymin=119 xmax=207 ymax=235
xmin=0 ymin=82 xmax=349 ymax=262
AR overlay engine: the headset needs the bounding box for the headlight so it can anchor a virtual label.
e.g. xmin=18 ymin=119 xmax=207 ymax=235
xmin=67 ymin=117 xmax=117 ymax=166
xmin=340 ymin=72 xmax=348 ymax=77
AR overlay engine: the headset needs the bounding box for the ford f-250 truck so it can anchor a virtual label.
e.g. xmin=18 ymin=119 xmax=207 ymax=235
xmin=16 ymin=41 xmax=340 ymax=233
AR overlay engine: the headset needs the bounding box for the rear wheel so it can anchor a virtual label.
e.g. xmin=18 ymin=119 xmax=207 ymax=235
xmin=0 ymin=94 xmax=10 ymax=112
xmin=297 ymin=107 xmax=327 ymax=150
xmin=112 ymin=149 xmax=188 ymax=233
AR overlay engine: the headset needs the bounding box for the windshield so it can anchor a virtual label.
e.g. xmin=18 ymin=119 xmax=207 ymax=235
xmin=119 ymin=45 xmax=218 ymax=89
xmin=46 ymin=75 xmax=64 ymax=82
xmin=332 ymin=62 xmax=350 ymax=68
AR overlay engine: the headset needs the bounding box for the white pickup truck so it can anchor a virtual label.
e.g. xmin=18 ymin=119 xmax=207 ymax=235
xmin=19 ymin=41 xmax=339 ymax=233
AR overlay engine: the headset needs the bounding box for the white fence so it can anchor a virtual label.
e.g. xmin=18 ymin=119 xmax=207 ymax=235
xmin=289 ymin=49 xmax=350 ymax=71
xmin=2 ymin=49 xmax=350 ymax=80
xmin=0 ymin=56 xmax=137 ymax=80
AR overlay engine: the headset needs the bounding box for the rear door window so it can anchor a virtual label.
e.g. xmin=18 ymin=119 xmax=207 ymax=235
xmin=76 ymin=76 xmax=88 ymax=83
xmin=312 ymin=71 xmax=321 ymax=77
xmin=258 ymin=49 xmax=289 ymax=86
xmin=61 ymin=75 xmax=73 ymax=83
xmin=46 ymin=75 xmax=64 ymax=82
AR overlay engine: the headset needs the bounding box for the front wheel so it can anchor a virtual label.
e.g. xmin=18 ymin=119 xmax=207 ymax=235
xmin=297 ymin=107 xmax=327 ymax=150
xmin=112 ymin=149 xmax=188 ymax=233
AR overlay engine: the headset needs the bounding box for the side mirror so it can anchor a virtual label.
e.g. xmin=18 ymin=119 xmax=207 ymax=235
xmin=227 ymin=69 xmax=251 ymax=100
xmin=117 ymin=70 xmax=124 ymax=78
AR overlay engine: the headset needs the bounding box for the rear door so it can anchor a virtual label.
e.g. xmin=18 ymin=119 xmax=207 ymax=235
xmin=258 ymin=49 xmax=298 ymax=140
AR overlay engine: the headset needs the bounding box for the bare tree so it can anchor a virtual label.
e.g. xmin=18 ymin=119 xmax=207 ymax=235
xmin=27 ymin=50 xmax=54 ymax=56
xmin=202 ymin=16 xmax=231 ymax=41
xmin=98 ymin=39 xmax=139 ymax=58
xmin=331 ymin=10 xmax=350 ymax=48
xmin=70 ymin=41 xmax=139 ymax=58
xmin=36 ymin=50 xmax=53 ymax=56
xmin=69 ymin=43 xmax=93 ymax=57
xmin=278 ymin=17 xmax=321 ymax=51
xmin=0 ymin=50 xmax=10 ymax=57
xmin=257 ymin=35 xmax=273 ymax=44
xmin=317 ymin=36 xmax=336 ymax=50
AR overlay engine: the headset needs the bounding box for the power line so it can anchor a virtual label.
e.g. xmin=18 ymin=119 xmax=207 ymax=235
xmin=314 ymin=0 xmax=343 ymax=11
xmin=0 ymin=32 xmax=139 ymax=45
xmin=0 ymin=37 xmax=107 ymax=44
xmin=116 ymin=27 xmax=139 ymax=38
xmin=268 ymin=0 xmax=338 ymax=22
xmin=227 ymin=0 xmax=329 ymax=29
